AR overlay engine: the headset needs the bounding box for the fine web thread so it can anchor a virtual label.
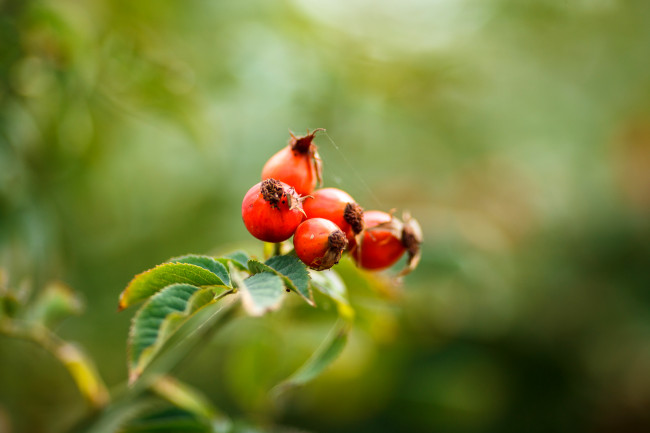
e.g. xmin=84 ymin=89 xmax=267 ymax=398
xmin=321 ymin=131 xmax=384 ymax=208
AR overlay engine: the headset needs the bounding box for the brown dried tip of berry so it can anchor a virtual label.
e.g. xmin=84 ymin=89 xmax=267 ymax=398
xmin=398 ymin=212 xmax=423 ymax=277
xmin=261 ymin=178 xmax=284 ymax=205
xmin=344 ymin=202 xmax=364 ymax=234
xmin=328 ymin=229 xmax=348 ymax=252
xmin=314 ymin=229 xmax=347 ymax=271
xmin=290 ymin=128 xmax=326 ymax=153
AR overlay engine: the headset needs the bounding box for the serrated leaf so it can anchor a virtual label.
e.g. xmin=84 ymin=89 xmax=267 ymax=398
xmin=129 ymin=284 xmax=223 ymax=382
xmin=265 ymin=255 xmax=312 ymax=299
xmin=216 ymin=250 xmax=250 ymax=271
xmin=119 ymin=263 xmax=228 ymax=310
xmin=248 ymin=255 xmax=314 ymax=306
xmin=80 ymin=299 xmax=239 ymax=433
xmin=309 ymin=269 xmax=354 ymax=320
xmin=272 ymin=319 xmax=350 ymax=396
xmin=246 ymin=260 xmax=268 ymax=275
xmin=168 ymin=255 xmax=231 ymax=287
xmin=155 ymin=289 xmax=217 ymax=351
xmin=238 ymin=272 xmax=285 ymax=317
xmin=133 ymin=296 xmax=239 ymax=392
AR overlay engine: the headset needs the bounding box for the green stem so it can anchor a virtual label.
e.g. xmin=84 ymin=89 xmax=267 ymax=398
xmin=70 ymin=295 xmax=240 ymax=433
xmin=0 ymin=318 xmax=110 ymax=409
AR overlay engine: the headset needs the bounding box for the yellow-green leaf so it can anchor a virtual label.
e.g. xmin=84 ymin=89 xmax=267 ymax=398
xmin=119 ymin=263 xmax=228 ymax=311
xmin=168 ymin=255 xmax=230 ymax=287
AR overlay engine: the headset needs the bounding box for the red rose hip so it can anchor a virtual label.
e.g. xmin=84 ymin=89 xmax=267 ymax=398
xmin=353 ymin=210 xmax=422 ymax=276
xmin=293 ymin=218 xmax=348 ymax=271
xmin=303 ymin=187 xmax=364 ymax=248
xmin=241 ymin=178 xmax=305 ymax=243
xmin=261 ymin=129 xmax=324 ymax=195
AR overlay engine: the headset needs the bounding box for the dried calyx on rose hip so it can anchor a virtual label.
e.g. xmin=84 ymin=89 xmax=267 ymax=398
xmin=241 ymin=178 xmax=306 ymax=243
xmin=303 ymin=187 xmax=364 ymax=249
xmin=261 ymin=128 xmax=325 ymax=196
xmin=293 ymin=218 xmax=348 ymax=271
xmin=352 ymin=210 xmax=422 ymax=276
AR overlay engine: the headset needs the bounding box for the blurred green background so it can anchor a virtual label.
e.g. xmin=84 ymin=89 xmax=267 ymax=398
xmin=2 ymin=0 xmax=650 ymax=432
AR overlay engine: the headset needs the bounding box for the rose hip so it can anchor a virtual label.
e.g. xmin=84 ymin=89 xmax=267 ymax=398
xmin=302 ymin=188 xmax=364 ymax=248
xmin=352 ymin=210 xmax=422 ymax=276
xmin=241 ymin=178 xmax=305 ymax=243
xmin=293 ymin=218 xmax=348 ymax=271
xmin=261 ymin=129 xmax=324 ymax=195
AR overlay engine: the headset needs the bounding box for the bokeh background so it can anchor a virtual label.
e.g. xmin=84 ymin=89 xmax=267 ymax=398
xmin=2 ymin=0 xmax=650 ymax=432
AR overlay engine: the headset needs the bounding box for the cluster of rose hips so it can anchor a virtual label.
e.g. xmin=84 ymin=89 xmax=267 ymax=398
xmin=241 ymin=129 xmax=421 ymax=275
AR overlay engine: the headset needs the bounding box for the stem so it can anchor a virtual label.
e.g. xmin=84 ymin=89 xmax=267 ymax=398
xmin=0 ymin=318 xmax=110 ymax=409
xmin=70 ymin=295 xmax=240 ymax=433
xmin=273 ymin=242 xmax=282 ymax=257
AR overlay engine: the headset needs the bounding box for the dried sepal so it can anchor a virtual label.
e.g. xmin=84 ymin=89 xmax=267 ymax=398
xmin=311 ymin=146 xmax=324 ymax=188
xmin=397 ymin=212 xmax=422 ymax=277
xmin=288 ymin=128 xmax=325 ymax=188
xmin=318 ymin=230 xmax=348 ymax=271
xmin=285 ymin=186 xmax=309 ymax=218
xmin=289 ymin=128 xmax=326 ymax=153
xmin=343 ymin=202 xmax=364 ymax=234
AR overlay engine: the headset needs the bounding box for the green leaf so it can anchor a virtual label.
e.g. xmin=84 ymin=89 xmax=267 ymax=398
xmin=309 ymin=269 xmax=354 ymax=320
xmin=155 ymin=289 xmax=218 ymax=354
xmin=248 ymin=254 xmax=314 ymax=306
xmin=74 ymin=396 xmax=160 ymax=433
xmin=119 ymin=263 xmax=228 ymax=310
xmin=81 ymin=300 xmax=239 ymax=433
xmin=114 ymin=408 xmax=215 ymax=433
xmin=168 ymin=255 xmax=231 ymax=287
xmin=151 ymin=376 xmax=231 ymax=431
xmin=133 ymin=296 xmax=239 ymax=392
xmin=129 ymin=284 xmax=224 ymax=382
xmin=55 ymin=342 xmax=110 ymax=409
xmin=216 ymin=250 xmax=250 ymax=271
xmin=24 ymin=281 xmax=84 ymax=327
xmin=265 ymin=255 xmax=312 ymax=300
xmin=273 ymin=319 xmax=350 ymax=395
xmin=238 ymin=272 xmax=285 ymax=317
